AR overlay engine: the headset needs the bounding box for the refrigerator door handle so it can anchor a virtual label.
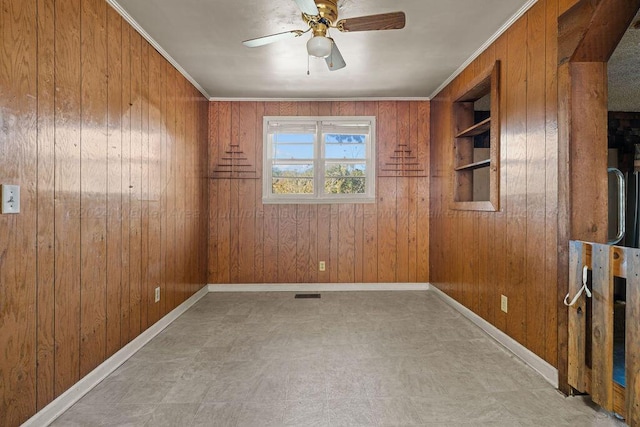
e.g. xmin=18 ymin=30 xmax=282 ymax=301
xmin=608 ymin=167 xmax=626 ymax=245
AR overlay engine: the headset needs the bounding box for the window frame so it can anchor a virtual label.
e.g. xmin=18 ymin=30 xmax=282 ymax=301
xmin=263 ymin=116 xmax=376 ymax=204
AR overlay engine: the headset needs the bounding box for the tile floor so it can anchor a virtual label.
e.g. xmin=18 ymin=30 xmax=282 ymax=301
xmin=53 ymin=291 xmax=625 ymax=426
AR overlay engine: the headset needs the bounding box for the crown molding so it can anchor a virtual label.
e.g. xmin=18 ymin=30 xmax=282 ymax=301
xmin=429 ymin=0 xmax=539 ymax=99
xmin=106 ymin=0 xmax=211 ymax=99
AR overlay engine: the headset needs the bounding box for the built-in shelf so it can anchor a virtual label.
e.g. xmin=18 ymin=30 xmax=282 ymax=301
xmin=456 ymin=117 xmax=491 ymax=138
xmin=454 ymin=158 xmax=491 ymax=171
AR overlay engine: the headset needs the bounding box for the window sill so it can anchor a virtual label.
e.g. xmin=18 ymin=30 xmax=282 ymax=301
xmin=262 ymin=196 xmax=376 ymax=205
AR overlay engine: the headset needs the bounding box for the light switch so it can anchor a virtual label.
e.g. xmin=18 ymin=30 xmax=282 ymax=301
xmin=2 ymin=185 xmax=20 ymax=214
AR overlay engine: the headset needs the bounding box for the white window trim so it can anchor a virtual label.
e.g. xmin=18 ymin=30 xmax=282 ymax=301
xmin=263 ymin=116 xmax=376 ymax=204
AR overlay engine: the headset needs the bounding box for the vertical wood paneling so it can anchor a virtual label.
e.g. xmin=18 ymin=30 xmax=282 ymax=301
xmin=430 ymin=0 xmax=565 ymax=368
xmin=0 ymin=2 xmax=209 ymax=423
xmin=209 ymin=101 xmax=427 ymax=285
xmin=505 ymin=15 xmax=528 ymax=344
xmin=36 ymin=0 xmax=56 ymax=410
xmin=119 ymin=18 xmax=131 ymax=344
xmin=140 ymin=40 xmax=150 ymax=329
xmin=128 ymin=27 xmax=142 ymax=339
xmin=0 ymin=0 xmax=38 ymax=423
xmin=54 ymin=0 xmax=82 ymax=395
xmin=545 ymin=0 xmax=559 ymax=368
xmin=105 ymin=5 xmax=122 ymax=359
xmin=525 ymin=0 xmax=547 ymax=358
xmin=79 ymin=0 xmax=108 ymax=377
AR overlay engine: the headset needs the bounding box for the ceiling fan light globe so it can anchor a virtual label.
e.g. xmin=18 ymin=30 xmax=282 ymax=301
xmin=307 ymin=36 xmax=332 ymax=58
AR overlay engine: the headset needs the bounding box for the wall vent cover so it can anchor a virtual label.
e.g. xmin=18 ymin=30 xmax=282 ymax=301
xmin=294 ymin=294 xmax=321 ymax=299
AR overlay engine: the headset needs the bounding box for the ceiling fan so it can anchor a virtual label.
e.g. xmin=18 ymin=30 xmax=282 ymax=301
xmin=242 ymin=0 xmax=406 ymax=71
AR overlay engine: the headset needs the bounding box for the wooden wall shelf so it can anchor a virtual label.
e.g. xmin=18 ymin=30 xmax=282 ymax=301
xmin=455 ymin=117 xmax=491 ymax=138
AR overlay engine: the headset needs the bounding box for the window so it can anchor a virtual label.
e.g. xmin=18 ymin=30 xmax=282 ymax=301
xmin=263 ymin=116 xmax=376 ymax=204
xmin=452 ymin=61 xmax=500 ymax=211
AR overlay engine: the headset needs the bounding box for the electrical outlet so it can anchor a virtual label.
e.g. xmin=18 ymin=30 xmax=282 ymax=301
xmin=501 ymin=295 xmax=508 ymax=313
xmin=319 ymin=261 xmax=326 ymax=272
xmin=155 ymin=287 xmax=161 ymax=303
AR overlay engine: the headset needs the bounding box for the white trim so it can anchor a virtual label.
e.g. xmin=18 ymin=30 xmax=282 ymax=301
xmin=429 ymin=0 xmax=539 ymax=99
xmin=429 ymin=284 xmax=559 ymax=388
xmin=210 ymin=97 xmax=431 ymax=102
xmin=208 ymin=283 xmax=430 ymax=292
xmin=22 ymin=286 xmax=209 ymax=427
xmin=106 ymin=0 xmax=211 ymax=99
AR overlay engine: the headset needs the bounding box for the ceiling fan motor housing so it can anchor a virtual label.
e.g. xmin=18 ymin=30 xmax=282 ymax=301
xmin=303 ymin=0 xmax=339 ymax=27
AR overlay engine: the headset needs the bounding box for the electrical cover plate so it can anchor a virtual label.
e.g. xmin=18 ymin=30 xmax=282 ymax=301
xmin=1 ymin=185 xmax=20 ymax=214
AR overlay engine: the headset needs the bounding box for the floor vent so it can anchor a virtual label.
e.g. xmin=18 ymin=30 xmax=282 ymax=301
xmin=294 ymin=293 xmax=321 ymax=299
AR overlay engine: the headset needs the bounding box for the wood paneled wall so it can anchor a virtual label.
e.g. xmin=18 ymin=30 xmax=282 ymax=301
xmin=208 ymin=101 xmax=430 ymax=284
xmin=0 ymin=1 xmax=209 ymax=425
xmin=430 ymin=0 xmax=568 ymax=367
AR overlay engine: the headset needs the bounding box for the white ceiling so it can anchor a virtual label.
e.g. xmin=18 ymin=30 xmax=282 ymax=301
xmin=112 ymin=0 xmax=534 ymax=99
xmin=608 ymin=11 xmax=640 ymax=112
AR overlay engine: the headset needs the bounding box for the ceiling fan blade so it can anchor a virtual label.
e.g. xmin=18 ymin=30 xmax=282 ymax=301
xmin=325 ymin=39 xmax=346 ymax=71
xmin=336 ymin=11 xmax=406 ymax=32
xmin=242 ymin=30 xmax=303 ymax=48
xmin=294 ymin=0 xmax=319 ymax=16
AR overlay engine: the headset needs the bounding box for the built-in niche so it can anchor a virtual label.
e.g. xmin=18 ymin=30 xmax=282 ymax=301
xmin=451 ymin=61 xmax=500 ymax=211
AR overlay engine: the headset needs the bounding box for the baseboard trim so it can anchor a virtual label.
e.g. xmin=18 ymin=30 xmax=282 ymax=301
xmin=208 ymin=283 xmax=430 ymax=292
xmin=23 ymin=285 xmax=209 ymax=427
xmin=429 ymin=284 xmax=559 ymax=388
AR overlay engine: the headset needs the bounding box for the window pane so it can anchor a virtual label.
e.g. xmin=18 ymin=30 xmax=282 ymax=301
xmin=325 ymin=163 xmax=366 ymax=177
xmin=273 ymin=133 xmax=315 ymax=160
xmin=325 ymin=178 xmax=366 ymax=194
xmin=272 ymin=164 xmax=314 ymax=194
xmin=325 ymin=134 xmax=366 ymax=159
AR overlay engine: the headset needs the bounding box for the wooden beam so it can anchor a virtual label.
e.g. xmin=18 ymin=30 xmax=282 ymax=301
xmin=559 ymin=0 xmax=640 ymax=64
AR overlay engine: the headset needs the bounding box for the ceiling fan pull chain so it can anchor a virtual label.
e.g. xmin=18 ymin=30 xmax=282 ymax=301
xmin=307 ymin=54 xmax=310 ymax=75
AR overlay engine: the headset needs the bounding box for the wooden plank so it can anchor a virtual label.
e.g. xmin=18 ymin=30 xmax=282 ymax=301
xmin=626 ymin=247 xmax=640 ymax=425
xmin=395 ymin=102 xmax=410 ymax=283
xmin=569 ymin=62 xmax=608 ymax=244
xmin=79 ymin=0 xmax=108 ymax=377
xmin=54 ymin=0 xmax=82 ymax=396
xmin=360 ymin=101 xmax=379 ymax=283
xmin=140 ymin=39 xmax=150 ymax=329
xmin=297 ymin=205 xmax=311 ymax=283
xmin=148 ymin=47 xmax=163 ymax=325
xmin=238 ymin=178 xmax=256 ymax=283
xmin=329 ymin=204 xmax=339 ymax=283
xmin=557 ymin=59 xmax=572 ymax=393
xmin=105 ymin=4 xmax=123 ymax=359
xmin=36 ymin=0 xmax=56 ymax=410
xmin=227 ymin=103 xmax=240 ymax=284
xmin=416 ymin=102 xmax=430 ymax=282
xmin=238 ymin=103 xmax=257 ymax=283
xmin=377 ymin=178 xmax=397 ymax=282
xmin=316 ymin=205 xmax=331 ymax=283
xmin=207 ymin=103 xmax=219 ymax=282
xmin=590 ymin=243 xmax=614 ymax=410
xmin=338 ymin=204 xmax=356 ymax=283
xmin=120 ymin=19 xmax=131 ymax=343
xmin=0 ymin=0 xmax=38 ymax=423
xmin=216 ymin=107 xmax=231 ymax=283
xmin=377 ymin=102 xmax=397 ymax=283
xmin=278 ymin=205 xmax=298 ymax=283
xmin=504 ymin=16 xmax=528 ymax=344
xmin=525 ymin=0 xmax=547 ymax=358
xmin=128 ymin=27 xmax=142 ymax=338
xmin=545 ymin=0 xmax=560 ymax=367
xmin=568 ymin=240 xmax=589 ymax=392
